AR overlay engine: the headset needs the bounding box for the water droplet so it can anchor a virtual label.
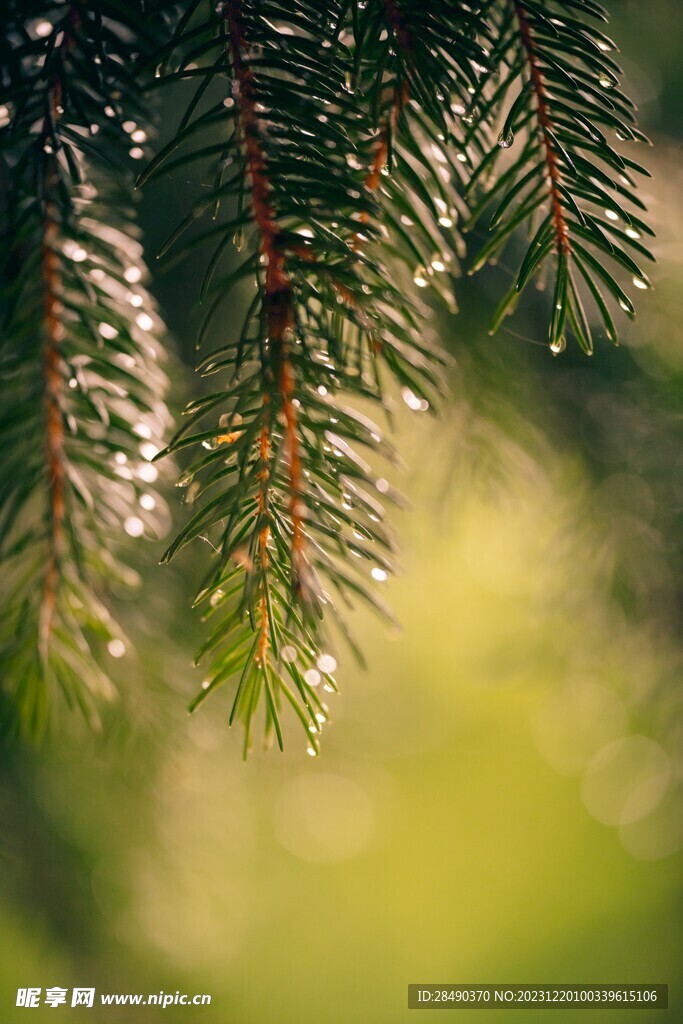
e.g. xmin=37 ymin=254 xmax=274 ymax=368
xmin=498 ymin=128 xmax=514 ymax=149
xmin=68 ymin=245 xmax=88 ymax=263
xmin=317 ymin=653 xmax=337 ymax=674
xmin=625 ymin=228 xmax=641 ymax=240
xmin=550 ymin=336 xmax=566 ymax=355
xmin=632 ymin=276 xmax=648 ymax=290
xmin=598 ymin=75 xmax=614 ymax=89
xmin=304 ymin=669 xmax=321 ymax=687
xmin=136 ymin=312 xmax=154 ymax=332
xmin=306 ymin=746 xmax=318 ymax=757
xmin=98 ymin=322 xmax=118 ymax=340
xmin=413 ymin=270 xmax=428 ymax=288
xmin=232 ymin=227 xmax=245 ymax=252
xmin=138 ymin=463 xmax=158 ymax=483
xmin=124 ymin=515 xmax=144 ymax=537
xmin=605 ymin=210 xmax=619 ymax=222
xmin=186 ymin=481 xmax=201 ymax=504
xmin=402 ymin=387 xmax=429 ymax=412
xmin=371 ymin=567 xmax=388 ymax=582
xmin=281 ymin=645 xmax=298 ymax=663
xmin=139 ymin=441 xmax=159 ymax=462
xmin=107 ymin=638 xmax=126 ymax=658
xmin=210 ymin=589 xmax=224 ymax=606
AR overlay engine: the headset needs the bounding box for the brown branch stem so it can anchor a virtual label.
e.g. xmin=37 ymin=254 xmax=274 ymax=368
xmin=224 ymin=0 xmax=308 ymax=618
xmin=513 ymin=2 xmax=570 ymax=255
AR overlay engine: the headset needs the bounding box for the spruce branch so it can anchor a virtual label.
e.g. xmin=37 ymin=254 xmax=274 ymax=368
xmin=0 ymin=1 xmax=174 ymax=736
xmin=466 ymin=0 xmax=655 ymax=352
xmin=144 ymin=0 xmax=449 ymax=755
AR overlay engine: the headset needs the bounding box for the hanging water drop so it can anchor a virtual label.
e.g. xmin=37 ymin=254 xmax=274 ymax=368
xmin=107 ymin=639 xmax=126 ymax=658
xmin=550 ymin=336 xmax=566 ymax=355
xmin=232 ymin=227 xmax=245 ymax=252
xmin=317 ymin=653 xmax=337 ymax=674
xmin=498 ymin=128 xmax=514 ymax=149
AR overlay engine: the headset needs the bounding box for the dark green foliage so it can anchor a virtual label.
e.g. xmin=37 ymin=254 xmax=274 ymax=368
xmin=0 ymin=0 xmax=654 ymax=751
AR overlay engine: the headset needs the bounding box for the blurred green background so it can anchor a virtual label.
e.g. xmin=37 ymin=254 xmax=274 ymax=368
xmin=1 ymin=1 xmax=682 ymax=1020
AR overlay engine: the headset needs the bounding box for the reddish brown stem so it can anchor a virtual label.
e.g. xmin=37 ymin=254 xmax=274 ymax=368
xmin=224 ymin=0 xmax=307 ymax=610
xmin=513 ymin=2 xmax=571 ymax=256
xmin=364 ymin=80 xmax=409 ymax=195
xmin=364 ymin=0 xmax=413 ymax=195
